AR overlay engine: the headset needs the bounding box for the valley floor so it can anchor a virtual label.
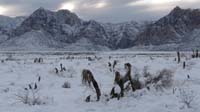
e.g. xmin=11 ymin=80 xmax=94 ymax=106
xmin=0 ymin=52 xmax=199 ymax=112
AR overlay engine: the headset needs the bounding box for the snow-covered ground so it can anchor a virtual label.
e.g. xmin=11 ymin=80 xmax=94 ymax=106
xmin=0 ymin=52 xmax=199 ymax=112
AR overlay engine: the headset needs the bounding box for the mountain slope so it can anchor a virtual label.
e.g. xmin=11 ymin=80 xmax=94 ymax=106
xmin=0 ymin=15 xmax=25 ymax=44
xmin=134 ymin=6 xmax=200 ymax=48
xmin=0 ymin=15 xmax=25 ymax=31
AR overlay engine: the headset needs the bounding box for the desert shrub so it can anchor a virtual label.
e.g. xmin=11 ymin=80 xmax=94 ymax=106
xmin=94 ymin=56 xmax=102 ymax=60
xmin=15 ymin=83 xmax=43 ymax=105
xmin=143 ymin=66 xmax=153 ymax=86
xmin=132 ymin=79 xmax=142 ymax=90
xmin=109 ymin=56 xmax=112 ymax=59
xmin=87 ymin=57 xmax=94 ymax=61
xmin=1 ymin=60 xmax=4 ymax=63
xmin=149 ymin=56 xmax=154 ymax=60
xmin=110 ymin=86 xmax=121 ymax=100
xmin=107 ymin=60 xmax=118 ymax=73
xmin=124 ymin=79 xmax=142 ymax=93
xmin=143 ymin=66 xmax=152 ymax=78
xmin=154 ymin=69 xmax=173 ymax=88
xmin=60 ymin=63 xmax=66 ymax=72
xmin=53 ymin=68 xmax=64 ymax=77
xmin=3 ymin=88 xmax=9 ymax=93
xmin=143 ymin=69 xmax=174 ymax=91
xmin=53 ymin=64 xmax=68 ymax=77
xmin=34 ymin=58 xmax=43 ymax=63
xmin=34 ymin=58 xmax=38 ymax=63
xmin=191 ymin=49 xmax=199 ymax=58
xmin=152 ymin=70 xmax=173 ymax=91
xmin=62 ymin=81 xmax=71 ymax=88
xmin=66 ymin=66 xmax=76 ymax=78
xmin=38 ymin=58 xmax=43 ymax=63
xmin=85 ymin=95 xmax=91 ymax=102
xmin=5 ymin=54 xmax=14 ymax=61
xmin=178 ymin=88 xmax=195 ymax=108
xmin=55 ymin=68 xmax=59 ymax=74
xmin=15 ymin=77 xmax=52 ymax=106
xmin=10 ymin=82 xmax=15 ymax=86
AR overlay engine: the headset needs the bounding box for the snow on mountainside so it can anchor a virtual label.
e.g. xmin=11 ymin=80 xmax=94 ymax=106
xmin=1 ymin=31 xmax=60 ymax=50
xmin=0 ymin=15 xmax=25 ymax=30
xmin=0 ymin=16 xmax=25 ymax=44
xmin=0 ymin=7 xmax=145 ymax=50
xmin=102 ymin=21 xmax=148 ymax=49
xmin=0 ymin=6 xmax=200 ymax=51
xmin=134 ymin=6 xmax=200 ymax=48
xmin=0 ymin=31 xmax=110 ymax=51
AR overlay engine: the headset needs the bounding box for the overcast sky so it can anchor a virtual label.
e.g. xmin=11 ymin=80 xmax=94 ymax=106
xmin=0 ymin=0 xmax=200 ymax=23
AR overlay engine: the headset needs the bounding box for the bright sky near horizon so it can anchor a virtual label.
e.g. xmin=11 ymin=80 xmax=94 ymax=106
xmin=0 ymin=0 xmax=199 ymax=22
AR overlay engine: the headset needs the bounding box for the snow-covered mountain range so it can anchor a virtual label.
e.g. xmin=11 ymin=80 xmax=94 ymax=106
xmin=0 ymin=6 xmax=200 ymax=51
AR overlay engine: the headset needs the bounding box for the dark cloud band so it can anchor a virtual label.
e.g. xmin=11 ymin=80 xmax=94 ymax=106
xmin=0 ymin=0 xmax=199 ymax=22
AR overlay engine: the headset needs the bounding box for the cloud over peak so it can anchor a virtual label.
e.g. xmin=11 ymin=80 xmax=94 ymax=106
xmin=0 ymin=0 xmax=199 ymax=22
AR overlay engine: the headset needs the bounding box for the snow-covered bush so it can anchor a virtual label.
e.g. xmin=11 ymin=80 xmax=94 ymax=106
xmin=53 ymin=64 xmax=68 ymax=77
xmin=15 ymin=77 xmax=52 ymax=106
xmin=87 ymin=57 xmax=94 ymax=61
xmin=62 ymin=81 xmax=71 ymax=88
xmin=34 ymin=57 xmax=43 ymax=63
xmin=144 ymin=69 xmax=174 ymax=91
xmin=3 ymin=88 xmax=9 ymax=93
xmin=154 ymin=69 xmax=173 ymax=88
xmin=15 ymin=83 xmax=43 ymax=105
xmin=178 ymin=88 xmax=196 ymax=108
xmin=60 ymin=63 xmax=66 ymax=72
xmin=1 ymin=60 xmax=4 ymax=63
xmin=5 ymin=54 xmax=14 ymax=61
xmin=143 ymin=66 xmax=152 ymax=79
xmin=66 ymin=66 xmax=76 ymax=78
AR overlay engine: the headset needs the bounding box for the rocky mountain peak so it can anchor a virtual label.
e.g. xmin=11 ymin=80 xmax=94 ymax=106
xmin=172 ymin=6 xmax=182 ymax=12
xmin=160 ymin=6 xmax=200 ymax=28
xmin=27 ymin=7 xmax=81 ymax=26
xmin=30 ymin=7 xmax=53 ymax=17
xmin=55 ymin=9 xmax=81 ymax=25
xmin=12 ymin=8 xmax=82 ymax=37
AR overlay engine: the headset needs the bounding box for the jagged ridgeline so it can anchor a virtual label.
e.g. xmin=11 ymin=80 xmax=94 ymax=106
xmin=0 ymin=6 xmax=200 ymax=51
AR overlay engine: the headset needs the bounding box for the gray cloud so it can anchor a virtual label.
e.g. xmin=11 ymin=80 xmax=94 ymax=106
xmin=0 ymin=0 xmax=199 ymax=23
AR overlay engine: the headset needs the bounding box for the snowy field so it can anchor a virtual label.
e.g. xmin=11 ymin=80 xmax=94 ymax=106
xmin=0 ymin=51 xmax=200 ymax=112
